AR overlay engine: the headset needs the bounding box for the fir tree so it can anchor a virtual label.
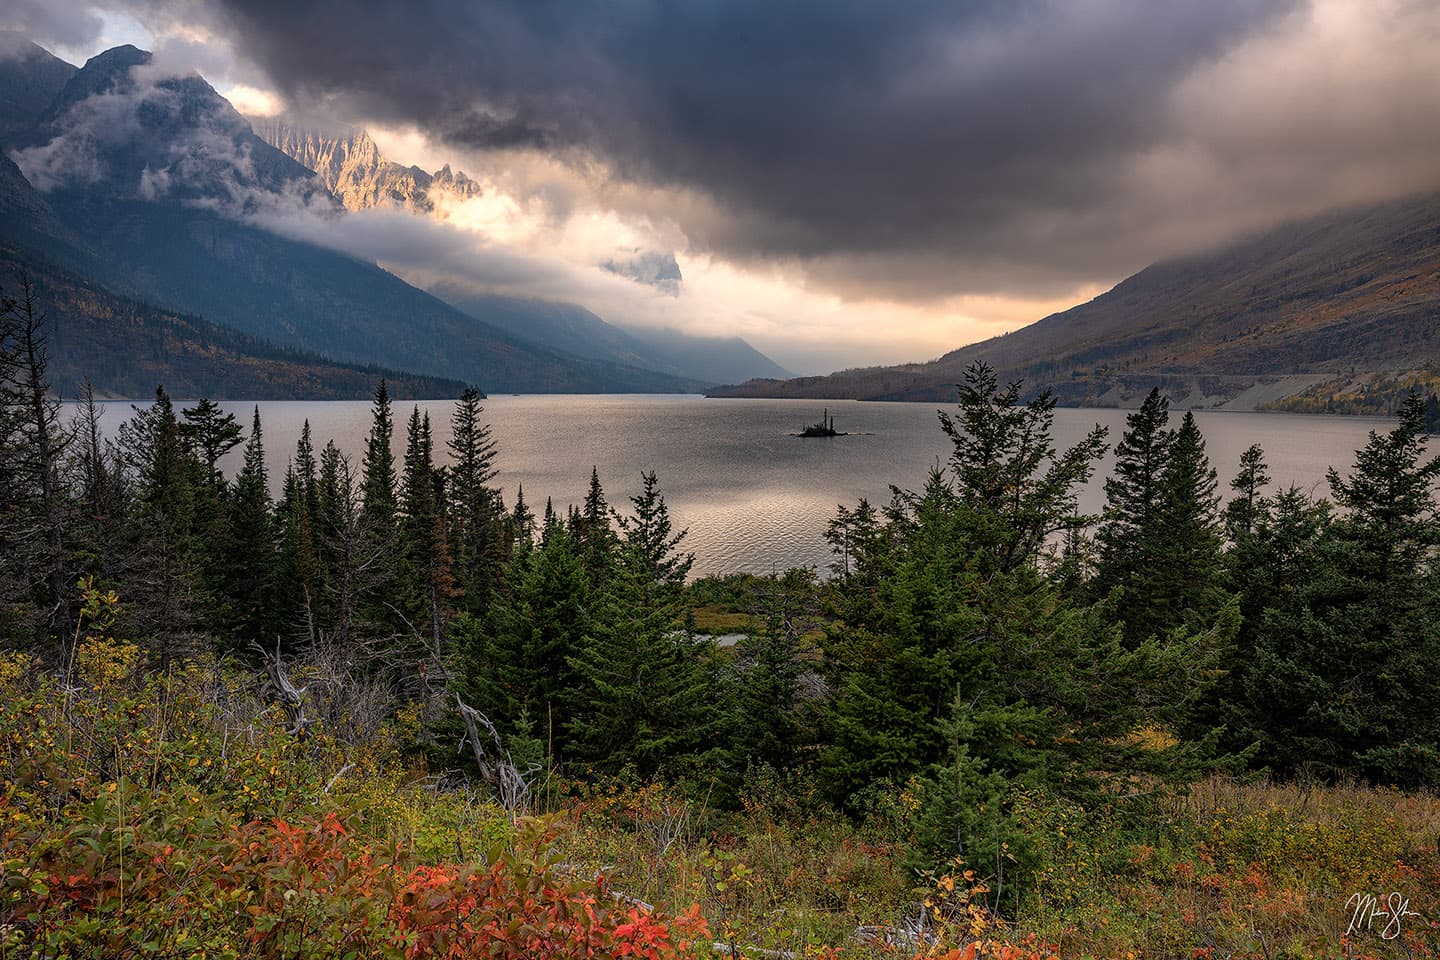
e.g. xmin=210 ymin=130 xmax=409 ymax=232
xmin=566 ymin=473 xmax=708 ymax=775
xmin=1224 ymin=443 xmax=1271 ymax=541
xmin=1092 ymin=388 xmax=1175 ymax=643
xmin=118 ymin=386 xmax=206 ymax=661
xmin=574 ymin=467 xmax=619 ymax=584
xmin=447 ymin=388 xmax=503 ymax=607
xmin=361 ymin=380 xmax=397 ymax=529
xmin=223 ymin=407 xmax=274 ymax=653
xmin=179 ymin=398 xmax=241 ymax=488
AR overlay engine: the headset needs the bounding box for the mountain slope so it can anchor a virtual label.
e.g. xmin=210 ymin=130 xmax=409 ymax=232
xmin=713 ymin=192 xmax=1440 ymax=407
xmin=0 ymin=247 xmax=470 ymax=400
xmin=434 ymin=285 xmax=792 ymax=386
xmin=0 ymin=35 xmax=75 ymax=143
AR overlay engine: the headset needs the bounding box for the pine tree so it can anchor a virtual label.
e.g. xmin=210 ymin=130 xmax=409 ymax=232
xmin=447 ymin=388 xmax=503 ymax=608
xmin=566 ymin=472 xmax=708 ymax=775
xmin=361 ymin=380 xmax=397 ymax=530
xmin=1235 ymin=395 xmax=1440 ymax=784
xmin=510 ymin=485 xmax=536 ymax=550
xmin=179 ymin=398 xmax=242 ymax=488
xmin=1224 ymin=443 xmax=1271 ymax=542
xmin=0 ymin=276 xmax=73 ymax=651
xmin=939 ymin=362 xmax=1108 ymax=573
xmin=223 ymin=407 xmax=274 ymax=654
xmin=118 ymin=386 xmax=206 ymax=661
xmin=1153 ymin=411 xmax=1227 ymax=633
xmin=1092 ymin=388 xmax=1175 ymax=643
xmin=274 ymin=426 xmax=323 ymax=647
xmin=574 ymin=467 xmax=619 ymax=584
xmin=458 ymin=524 xmax=589 ymax=758
xmin=400 ymin=408 xmax=455 ymax=658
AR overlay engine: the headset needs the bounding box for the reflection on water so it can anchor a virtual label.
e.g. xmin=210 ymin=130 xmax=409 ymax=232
xmin=83 ymin=394 xmax=1394 ymax=577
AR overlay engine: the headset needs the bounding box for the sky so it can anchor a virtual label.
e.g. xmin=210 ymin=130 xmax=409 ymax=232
xmin=7 ymin=0 xmax=1440 ymax=374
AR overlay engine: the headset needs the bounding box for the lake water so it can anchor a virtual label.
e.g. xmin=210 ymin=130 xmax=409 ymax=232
xmin=87 ymin=395 xmax=1396 ymax=577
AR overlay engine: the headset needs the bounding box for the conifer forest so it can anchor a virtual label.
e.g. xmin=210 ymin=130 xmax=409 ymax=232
xmin=2 ymin=281 xmax=1438 ymax=958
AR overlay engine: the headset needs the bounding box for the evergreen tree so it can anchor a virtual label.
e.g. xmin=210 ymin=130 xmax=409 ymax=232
xmin=1153 ymin=411 xmax=1227 ymax=633
xmin=0 ymin=276 xmax=73 ymax=651
xmin=179 ymin=398 xmax=242 ymax=488
xmin=179 ymin=398 xmax=242 ymax=629
xmin=400 ymin=408 xmax=455 ymax=658
xmin=361 ymin=380 xmax=397 ymax=530
xmin=574 ymin=467 xmax=619 ymax=584
xmin=458 ymin=524 xmax=589 ymax=759
xmin=222 ymin=407 xmax=274 ymax=654
xmin=567 ymin=473 xmax=709 ymax=775
xmin=118 ymin=386 xmax=206 ymax=661
xmin=1092 ymin=388 xmax=1175 ymax=643
xmin=939 ymin=362 xmax=1108 ymax=574
xmin=274 ymin=427 xmax=323 ymax=647
xmin=447 ymin=388 xmax=502 ymax=608
xmin=1250 ymin=394 xmax=1440 ymax=783
xmin=509 ymin=485 xmax=536 ymax=550
xmin=359 ymin=382 xmax=401 ymax=636
xmin=817 ymin=368 xmax=1228 ymax=880
xmin=1224 ymin=443 xmax=1271 ymax=542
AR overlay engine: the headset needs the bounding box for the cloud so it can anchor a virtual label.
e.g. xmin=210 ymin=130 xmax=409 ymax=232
xmin=1 ymin=1 xmax=107 ymax=56
xmin=190 ymin=2 xmax=1296 ymax=283
xmin=13 ymin=0 xmax=1440 ymax=372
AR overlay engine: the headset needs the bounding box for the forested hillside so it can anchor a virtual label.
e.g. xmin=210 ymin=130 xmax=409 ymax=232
xmin=0 ymin=257 xmax=469 ymax=399
xmin=3 ymin=268 xmax=1438 ymax=957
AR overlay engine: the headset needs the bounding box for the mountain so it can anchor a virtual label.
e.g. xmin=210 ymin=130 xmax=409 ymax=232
xmin=432 ymin=285 xmax=793 ymax=386
xmin=0 ymin=34 xmax=75 ymax=144
xmin=1 ymin=42 xmax=702 ymax=395
xmin=712 ymin=192 xmax=1440 ymax=409
xmin=255 ymin=118 xmax=793 ymax=386
xmin=252 ymin=119 xmax=481 ymax=213
xmin=0 ymin=247 xmax=470 ymax=400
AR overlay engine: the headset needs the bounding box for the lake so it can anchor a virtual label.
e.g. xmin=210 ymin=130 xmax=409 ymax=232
xmin=86 ymin=395 xmax=1395 ymax=577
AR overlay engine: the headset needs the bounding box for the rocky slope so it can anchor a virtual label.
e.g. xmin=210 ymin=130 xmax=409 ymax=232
xmin=253 ymin=119 xmax=481 ymax=213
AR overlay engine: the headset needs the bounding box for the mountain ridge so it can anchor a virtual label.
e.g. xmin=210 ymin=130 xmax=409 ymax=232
xmin=711 ymin=191 xmax=1440 ymax=409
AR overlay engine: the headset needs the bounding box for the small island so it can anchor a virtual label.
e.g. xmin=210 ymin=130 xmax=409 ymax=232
xmin=797 ymin=409 xmax=845 ymax=437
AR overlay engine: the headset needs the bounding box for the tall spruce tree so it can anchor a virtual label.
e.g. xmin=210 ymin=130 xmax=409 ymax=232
xmin=574 ymin=467 xmax=619 ymax=585
xmin=566 ymin=472 xmax=709 ymax=776
xmin=119 ymin=387 xmax=206 ymax=661
xmin=179 ymin=398 xmax=242 ymax=488
xmin=400 ymin=408 xmax=455 ymax=658
xmin=447 ymin=388 xmax=503 ymax=608
xmin=1092 ymin=388 xmax=1175 ymax=643
xmin=361 ymin=380 xmax=398 ymax=530
xmin=223 ymin=407 xmax=274 ymax=654
xmin=1153 ymin=411 xmax=1227 ymax=634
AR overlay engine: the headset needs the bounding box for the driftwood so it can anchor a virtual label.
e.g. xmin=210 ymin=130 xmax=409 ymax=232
xmin=455 ymin=694 xmax=538 ymax=813
xmin=257 ymin=640 xmax=311 ymax=736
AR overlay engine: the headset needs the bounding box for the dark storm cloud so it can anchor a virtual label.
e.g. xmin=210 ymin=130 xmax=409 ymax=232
xmin=204 ymin=0 xmax=1295 ymax=271
xmin=1 ymin=0 xmax=105 ymax=54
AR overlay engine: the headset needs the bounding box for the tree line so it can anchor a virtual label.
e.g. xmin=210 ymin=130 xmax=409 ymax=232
xmin=4 ymin=274 xmax=1439 ymax=898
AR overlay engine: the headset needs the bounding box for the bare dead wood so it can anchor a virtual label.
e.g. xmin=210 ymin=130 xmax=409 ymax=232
xmin=455 ymin=694 xmax=538 ymax=814
xmin=257 ymin=640 xmax=311 ymax=736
